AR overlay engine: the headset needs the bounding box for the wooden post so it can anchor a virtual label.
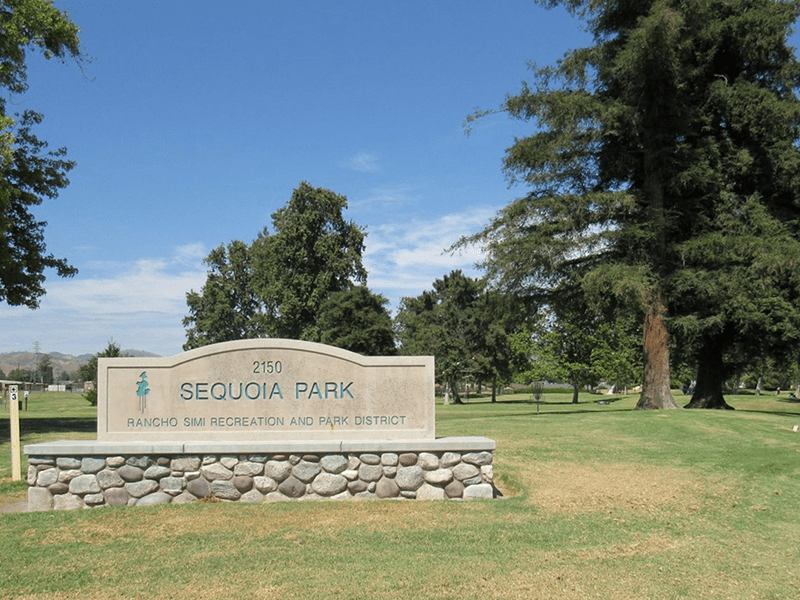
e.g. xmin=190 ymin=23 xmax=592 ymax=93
xmin=9 ymin=385 xmax=21 ymax=481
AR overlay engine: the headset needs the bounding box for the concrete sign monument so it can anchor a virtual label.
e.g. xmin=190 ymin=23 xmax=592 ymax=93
xmin=25 ymin=339 xmax=496 ymax=510
xmin=98 ymin=339 xmax=434 ymax=442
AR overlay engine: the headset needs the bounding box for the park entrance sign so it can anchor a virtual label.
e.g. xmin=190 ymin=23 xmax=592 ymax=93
xmin=25 ymin=340 xmax=496 ymax=509
xmin=98 ymin=339 xmax=435 ymax=442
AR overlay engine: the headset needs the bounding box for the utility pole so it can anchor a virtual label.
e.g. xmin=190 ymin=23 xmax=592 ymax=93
xmin=32 ymin=340 xmax=41 ymax=391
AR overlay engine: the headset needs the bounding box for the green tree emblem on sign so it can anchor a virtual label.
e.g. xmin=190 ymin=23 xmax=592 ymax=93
xmin=136 ymin=372 xmax=150 ymax=413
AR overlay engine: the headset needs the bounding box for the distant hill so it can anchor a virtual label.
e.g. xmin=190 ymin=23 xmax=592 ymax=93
xmin=0 ymin=349 xmax=160 ymax=380
xmin=121 ymin=349 xmax=161 ymax=358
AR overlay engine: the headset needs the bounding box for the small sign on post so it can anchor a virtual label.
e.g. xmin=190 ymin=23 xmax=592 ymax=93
xmin=9 ymin=385 xmax=21 ymax=481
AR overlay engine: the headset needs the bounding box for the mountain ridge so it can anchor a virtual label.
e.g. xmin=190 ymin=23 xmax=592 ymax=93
xmin=0 ymin=349 xmax=160 ymax=380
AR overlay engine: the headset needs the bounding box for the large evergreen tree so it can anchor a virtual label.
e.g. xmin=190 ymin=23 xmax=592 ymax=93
xmin=458 ymin=0 xmax=800 ymax=409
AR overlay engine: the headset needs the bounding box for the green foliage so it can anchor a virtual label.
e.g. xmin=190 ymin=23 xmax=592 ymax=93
xmin=183 ymin=240 xmax=264 ymax=349
xmin=511 ymin=320 xmax=593 ymax=403
xmin=252 ymin=182 xmax=367 ymax=341
xmin=395 ymin=271 xmax=479 ymax=402
xmin=395 ymin=271 xmax=518 ymax=402
xmin=82 ymin=340 xmax=125 ymax=406
xmin=0 ymin=1 xmax=82 ymax=308
xmin=6 ymin=367 xmax=30 ymax=381
xmin=0 ymin=0 xmax=81 ymax=96
xmin=317 ymin=286 xmax=396 ymax=356
xmin=510 ymin=292 xmax=641 ymax=402
xmin=590 ymin=321 xmax=642 ymax=391
xmin=82 ymin=386 xmax=95 ymax=407
xmin=469 ymin=290 xmax=524 ymax=401
xmin=184 ymin=182 xmax=370 ymax=351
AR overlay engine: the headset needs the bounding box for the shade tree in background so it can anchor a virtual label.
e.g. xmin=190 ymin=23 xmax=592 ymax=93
xmin=184 ymin=182 xmax=383 ymax=354
xmin=251 ymin=182 xmax=367 ymax=342
xmin=81 ymin=340 xmax=126 ymax=406
xmin=183 ymin=240 xmax=264 ymax=350
xmin=317 ymin=286 xmax=396 ymax=356
xmin=394 ymin=270 xmax=519 ymax=403
xmin=395 ymin=271 xmax=477 ymax=403
xmin=469 ymin=290 xmax=522 ymax=402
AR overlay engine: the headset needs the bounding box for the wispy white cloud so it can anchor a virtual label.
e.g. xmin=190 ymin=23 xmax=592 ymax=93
xmin=350 ymin=186 xmax=416 ymax=211
xmin=0 ymin=246 xmax=208 ymax=357
xmin=346 ymin=152 xmax=381 ymax=173
xmin=174 ymin=242 xmax=208 ymax=265
xmin=364 ymin=206 xmax=497 ymax=308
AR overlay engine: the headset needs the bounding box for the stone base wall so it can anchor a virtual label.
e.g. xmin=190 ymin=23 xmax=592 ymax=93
xmin=26 ymin=449 xmax=495 ymax=510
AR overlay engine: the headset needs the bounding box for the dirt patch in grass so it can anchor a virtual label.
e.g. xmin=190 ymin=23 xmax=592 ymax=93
xmin=523 ymin=461 xmax=707 ymax=514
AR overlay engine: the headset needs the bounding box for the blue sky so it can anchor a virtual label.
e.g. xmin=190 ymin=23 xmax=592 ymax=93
xmin=2 ymin=1 xmax=793 ymax=358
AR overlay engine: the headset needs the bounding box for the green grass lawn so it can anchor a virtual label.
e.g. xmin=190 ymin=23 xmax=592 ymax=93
xmin=1 ymin=390 xmax=799 ymax=599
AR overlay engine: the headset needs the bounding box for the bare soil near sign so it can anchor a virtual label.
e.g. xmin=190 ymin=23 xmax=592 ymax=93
xmin=1 ymin=390 xmax=800 ymax=599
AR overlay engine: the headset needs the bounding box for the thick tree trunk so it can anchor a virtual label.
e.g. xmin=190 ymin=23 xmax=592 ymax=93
xmin=450 ymin=380 xmax=464 ymax=405
xmin=636 ymin=291 xmax=679 ymax=409
xmin=571 ymin=385 xmax=579 ymax=404
xmin=796 ymin=360 xmax=800 ymax=397
xmin=636 ymin=87 xmax=678 ymax=411
xmin=684 ymin=337 xmax=734 ymax=409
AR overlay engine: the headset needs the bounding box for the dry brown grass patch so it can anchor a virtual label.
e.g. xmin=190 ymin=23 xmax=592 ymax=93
xmin=10 ymin=581 xmax=290 ymax=600
xmin=522 ymin=461 xmax=707 ymax=514
xmin=32 ymin=497 xmax=469 ymax=549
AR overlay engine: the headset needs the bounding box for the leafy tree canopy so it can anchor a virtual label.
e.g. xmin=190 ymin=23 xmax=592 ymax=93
xmin=252 ymin=181 xmax=367 ymax=341
xmin=317 ymin=286 xmax=396 ymax=356
xmin=83 ymin=340 xmax=125 ymax=406
xmin=183 ymin=239 xmax=265 ymax=350
xmin=184 ymin=182 xmax=369 ymax=351
xmin=395 ymin=270 xmax=515 ymax=403
xmin=7 ymin=367 xmax=30 ymax=381
xmin=0 ymin=1 xmax=82 ymax=308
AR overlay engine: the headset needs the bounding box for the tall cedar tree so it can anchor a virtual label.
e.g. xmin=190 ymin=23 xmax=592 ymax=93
xmin=0 ymin=1 xmax=82 ymax=307
xmin=457 ymin=0 xmax=800 ymax=408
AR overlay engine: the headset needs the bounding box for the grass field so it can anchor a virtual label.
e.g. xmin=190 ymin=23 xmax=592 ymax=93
xmin=1 ymin=390 xmax=799 ymax=599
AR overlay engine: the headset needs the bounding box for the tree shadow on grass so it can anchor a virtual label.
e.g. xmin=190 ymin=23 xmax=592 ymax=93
xmin=0 ymin=418 xmax=96 ymax=444
xmin=455 ymin=409 xmax=633 ymax=421
xmin=445 ymin=399 xmax=634 ymax=420
xmin=719 ymin=397 xmax=800 ymax=417
xmin=456 ymin=396 xmax=628 ymax=406
xmin=730 ymin=408 xmax=800 ymax=417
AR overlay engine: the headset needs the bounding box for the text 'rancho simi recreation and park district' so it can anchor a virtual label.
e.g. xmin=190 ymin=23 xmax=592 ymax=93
xmin=97 ymin=339 xmax=435 ymax=443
